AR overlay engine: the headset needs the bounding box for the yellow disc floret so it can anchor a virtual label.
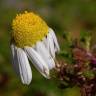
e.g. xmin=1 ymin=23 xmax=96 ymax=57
xmin=12 ymin=11 xmax=49 ymax=48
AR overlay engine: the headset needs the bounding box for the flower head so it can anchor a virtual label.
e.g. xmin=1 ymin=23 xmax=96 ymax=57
xmin=11 ymin=11 xmax=60 ymax=85
xmin=12 ymin=11 xmax=48 ymax=47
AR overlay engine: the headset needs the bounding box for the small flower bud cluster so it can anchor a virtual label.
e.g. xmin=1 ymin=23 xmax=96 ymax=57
xmin=54 ymin=45 xmax=96 ymax=95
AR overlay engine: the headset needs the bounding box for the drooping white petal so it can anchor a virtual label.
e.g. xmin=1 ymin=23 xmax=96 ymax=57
xmin=16 ymin=47 xmax=32 ymax=85
xmin=24 ymin=47 xmax=50 ymax=79
xmin=43 ymin=37 xmax=48 ymax=49
xmin=48 ymin=32 xmax=56 ymax=58
xmin=35 ymin=41 xmax=55 ymax=69
xmin=43 ymin=32 xmax=55 ymax=58
xmin=10 ymin=44 xmax=20 ymax=75
xmin=49 ymin=28 xmax=60 ymax=52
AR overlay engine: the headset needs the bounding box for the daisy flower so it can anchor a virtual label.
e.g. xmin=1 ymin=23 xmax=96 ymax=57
xmin=10 ymin=11 xmax=60 ymax=85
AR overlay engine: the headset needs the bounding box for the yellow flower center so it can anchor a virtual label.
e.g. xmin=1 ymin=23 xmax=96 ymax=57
xmin=12 ymin=11 xmax=49 ymax=48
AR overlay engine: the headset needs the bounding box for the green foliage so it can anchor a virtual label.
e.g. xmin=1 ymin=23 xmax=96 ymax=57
xmin=83 ymin=70 xmax=95 ymax=79
xmin=63 ymin=86 xmax=81 ymax=96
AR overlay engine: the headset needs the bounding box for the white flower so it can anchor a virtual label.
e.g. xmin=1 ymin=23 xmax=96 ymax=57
xmin=11 ymin=11 xmax=60 ymax=85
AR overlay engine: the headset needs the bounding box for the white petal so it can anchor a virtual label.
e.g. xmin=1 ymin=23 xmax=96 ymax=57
xmin=35 ymin=41 xmax=55 ymax=69
xmin=49 ymin=28 xmax=60 ymax=52
xmin=48 ymin=32 xmax=56 ymax=58
xmin=10 ymin=44 xmax=20 ymax=75
xmin=43 ymin=37 xmax=48 ymax=49
xmin=24 ymin=47 xmax=50 ymax=79
xmin=16 ymin=47 xmax=32 ymax=85
xmin=11 ymin=44 xmax=15 ymax=57
xmin=43 ymin=32 xmax=55 ymax=58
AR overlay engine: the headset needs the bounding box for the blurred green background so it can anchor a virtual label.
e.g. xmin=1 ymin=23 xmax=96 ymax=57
xmin=0 ymin=0 xmax=96 ymax=96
